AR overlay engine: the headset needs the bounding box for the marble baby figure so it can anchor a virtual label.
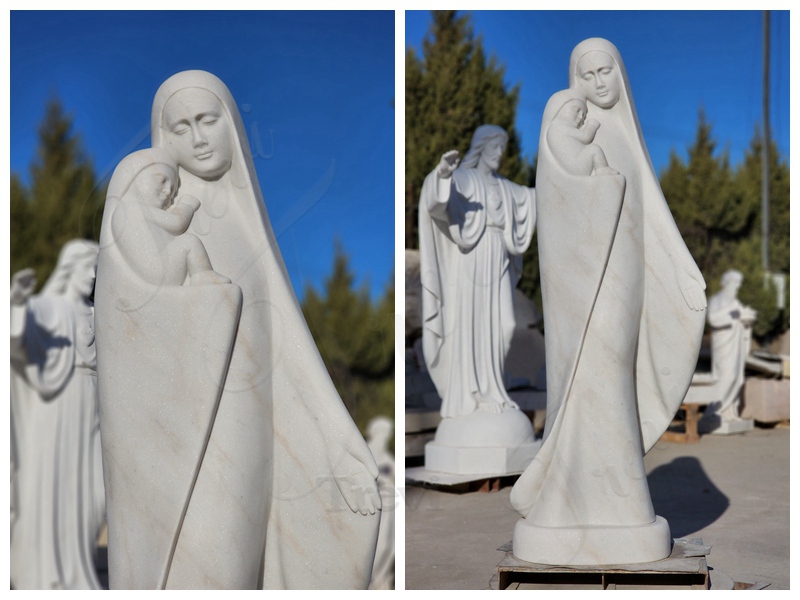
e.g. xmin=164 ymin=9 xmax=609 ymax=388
xmin=110 ymin=148 xmax=229 ymax=287
xmin=547 ymin=95 xmax=618 ymax=177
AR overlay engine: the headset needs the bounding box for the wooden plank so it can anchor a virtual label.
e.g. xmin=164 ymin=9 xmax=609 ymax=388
xmin=660 ymin=403 xmax=701 ymax=443
xmin=494 ymin=538 xmax=710 ymax=590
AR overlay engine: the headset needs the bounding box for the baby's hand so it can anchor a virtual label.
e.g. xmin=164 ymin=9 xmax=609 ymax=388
xmin=179 ymin=195 xmax=201 ymax=212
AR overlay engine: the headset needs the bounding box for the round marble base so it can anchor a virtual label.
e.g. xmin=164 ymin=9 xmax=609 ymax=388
xmin=433 ymin=407 xmax=534 ymax=447
xmin=425 ymin=408 xmax=538 ymax=475
xmin=512 ymin=516 xmax=672 ymax=566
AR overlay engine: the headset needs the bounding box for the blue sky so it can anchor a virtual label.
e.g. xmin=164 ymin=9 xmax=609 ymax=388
xmin=406 ymin=10 xmax=790 ymax=174
xmin=10 ymin=10 xmax=395 ymax=302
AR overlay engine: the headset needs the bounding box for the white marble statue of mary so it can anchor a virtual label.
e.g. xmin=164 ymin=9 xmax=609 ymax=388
xmin=419 ymin=125 xmax=539 ymax=475
xmin=95 ymin=70 xmax=380 ymax=590
xmin=10 ymin=240 xmax=106 ymax=590
xmin=510 ymin=38 xmax=707 ymax=566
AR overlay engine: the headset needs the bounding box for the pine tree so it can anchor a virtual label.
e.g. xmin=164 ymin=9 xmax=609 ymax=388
xmin=661 ymin=112 xmax=790 ymax=341
xmin=302 ymin=243 xmax=395 ymax=434
xmin=10 ymin=96 xmax=106 ymax=288
xmin=405 ymin=10 xmax=533 ymax=249
xmin=730 ymin=128 xmax=790 ymax=337
xmin=661 ymin=109 xmax=746 ymax=279
xmin=406 ymin=10 xmax=540 ymax=315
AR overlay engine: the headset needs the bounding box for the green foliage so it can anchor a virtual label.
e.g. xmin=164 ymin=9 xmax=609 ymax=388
xmin=661 ymin=112 xmax=790 ymax=341
xmin=10 ymin=96 xmax=106 ymax=289
xmin=405 ymin=10 xmax=534 ymax=250
xmin=302 ymin=242 xmax=395 ymax=435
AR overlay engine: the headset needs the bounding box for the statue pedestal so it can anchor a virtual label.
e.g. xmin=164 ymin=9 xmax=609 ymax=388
xmin=700 ymin=416 xmax=754 ymax=435
xmin=512 ymin=516 xmax=671 ymax=566
xmin=424 ymin=408 xmax=538 ymax=476
xmin=426 ymin=440 xmax=540 ymax=475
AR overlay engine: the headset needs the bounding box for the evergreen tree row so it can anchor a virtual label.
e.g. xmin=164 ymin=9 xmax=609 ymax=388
xmin=301 ymin=243 xmax=395 ymax=436
xmin=11 ymin=98 xmax=106 ymax=288
xmin=660 ymin=111 xmax=790 ymax=340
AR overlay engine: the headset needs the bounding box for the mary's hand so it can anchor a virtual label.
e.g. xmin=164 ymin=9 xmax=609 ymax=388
xmin=333 ymin=438 xmax=381 ymax=516
xmin=679 ymin=272 xmax=707 ymax=311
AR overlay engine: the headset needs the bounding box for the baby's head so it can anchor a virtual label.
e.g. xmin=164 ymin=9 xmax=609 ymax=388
xmin=113 ymin=148 xmax=179 ymax=209
xmin=556 ymin=98 xmax=588 ymax=128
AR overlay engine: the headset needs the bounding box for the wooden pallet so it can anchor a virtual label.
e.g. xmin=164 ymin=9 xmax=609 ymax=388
xmin=493 ymin=538 xmax=710 ymax=590
xmin=660 ymin=403 xmax=702 ymax=443
xmin=405 ymin=466 xmax=520 ymax=493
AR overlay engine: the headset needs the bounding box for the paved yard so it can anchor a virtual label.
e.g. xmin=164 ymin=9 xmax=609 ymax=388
xmin=403 ymin=426 xmax=790 ymax=590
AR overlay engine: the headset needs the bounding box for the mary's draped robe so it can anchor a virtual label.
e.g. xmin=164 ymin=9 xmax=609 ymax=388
xmin=511 ymin=40 xmax=706 ymax=565
xmin=96 ymin=70 xmax=380 ymax=590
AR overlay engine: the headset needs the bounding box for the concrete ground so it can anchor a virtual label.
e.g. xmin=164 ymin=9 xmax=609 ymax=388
xmin=404 ymin=425 xmax=789 ymax=590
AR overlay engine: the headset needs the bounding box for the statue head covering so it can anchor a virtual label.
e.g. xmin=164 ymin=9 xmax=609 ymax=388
xmin=459 ymin=124 xmax=508 ymax=169
xmin=539 ymin=89 xmax=587 ymax=149
xmin=105 ymin=148 xmax=177 ymax=203
xmin=42 ymin=239 xmax=99 ymax=296
xmin=567 ymin=37 xmax=659 ymax=183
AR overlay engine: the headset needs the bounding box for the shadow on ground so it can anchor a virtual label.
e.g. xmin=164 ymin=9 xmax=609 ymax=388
xmin=647 ymin=456 xmax=729 ymax=539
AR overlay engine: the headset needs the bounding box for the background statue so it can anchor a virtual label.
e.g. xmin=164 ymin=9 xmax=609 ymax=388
xmin=95 ymin=71 xmax=380 ymax=589
xmin=511 ymin=38 xmax=707 ymax=566
xmin=10 ymin=240 xmax=106 ymax=589
xmin=419 ymin=125 xmax=535 ymax=417
xmin=418 ymin=125 xmax=539 ymax=475
xmin=698 ymin=270 xmax=757 ymax=431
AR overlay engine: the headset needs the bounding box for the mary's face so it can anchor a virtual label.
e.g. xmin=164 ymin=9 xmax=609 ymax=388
xmin=576 ymin=51 xmax=621 ymax=109
xmin=162 ymin=88 xmax=234 ymax=180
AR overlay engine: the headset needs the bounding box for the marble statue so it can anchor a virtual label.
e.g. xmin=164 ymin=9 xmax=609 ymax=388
xmin=695 ymin=270 xmax=757 ymax=433
xmin=419 ymin=125 xmax=539 ymax=475
xmin=10 ymin=240 xmax=106 ymax=589
xmin=95 ymin=70 xmax=380 ymax=589
xmin=510 ymin=38 xmax=707 ymax=566
xmin=367 ymin=416 xmax=395 ymax=590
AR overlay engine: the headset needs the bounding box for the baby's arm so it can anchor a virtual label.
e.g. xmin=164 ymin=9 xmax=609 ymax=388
xmin=575 ymin=118 xmax=601 ymax=144
xmin=146 ymin=196 xmax=201 ymax=235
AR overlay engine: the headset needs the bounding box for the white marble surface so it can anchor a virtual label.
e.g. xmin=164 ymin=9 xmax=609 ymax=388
xmin=418 ymin=125 xmax=537 ymax=476
xmin=367 ymin=417 xmax=395 ymax=590
xmin=95 ymin=70 xmax=379 ymax=589
xmin=511 ymin=38 xmax=707 ymax=566
xmin=10 ymin=241 xmax=106 ymax=590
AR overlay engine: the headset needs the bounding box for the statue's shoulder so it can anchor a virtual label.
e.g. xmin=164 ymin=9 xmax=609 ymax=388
xmin=497 ymin=174 xmax=533 ymax=197
xmin=452 ymin=168 xmax=476 ymax=196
